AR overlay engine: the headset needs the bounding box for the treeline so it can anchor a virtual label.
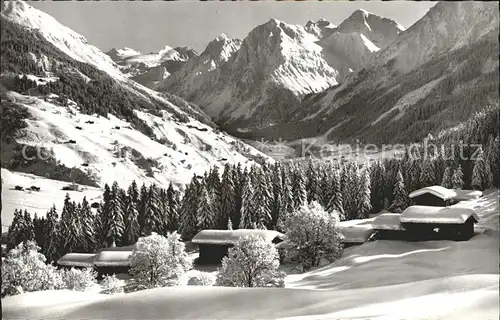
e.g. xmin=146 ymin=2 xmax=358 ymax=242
xmin=8 ymin=136 xmax=499 ymax=262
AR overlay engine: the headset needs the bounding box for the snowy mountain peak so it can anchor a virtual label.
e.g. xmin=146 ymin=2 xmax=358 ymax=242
xmin=305 ymin=19 xmax=336 ymax=38
xmin=1 ymin=0 xmax=120 ymax=77
xmin=202 ymin=35 xmax=242 ymax=62
xmin=106 ymin=47 xmax=142 ymax=60
xmin=336 ymin=8 xmax=405 ymax=47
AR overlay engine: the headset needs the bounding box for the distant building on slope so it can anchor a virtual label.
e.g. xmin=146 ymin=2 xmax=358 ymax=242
xmin=191 ymin=229 xmax=284 ymax=265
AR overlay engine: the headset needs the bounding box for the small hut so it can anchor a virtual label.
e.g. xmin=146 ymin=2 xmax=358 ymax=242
xmin=191 ymin=229 xmax=284 ymax=264
xmin=57 ymin=253 xmax=96 ymax=269
xmin=409 ymin=186 xmax=458 ymax=206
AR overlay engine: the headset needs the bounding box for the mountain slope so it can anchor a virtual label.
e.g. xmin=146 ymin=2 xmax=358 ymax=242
xmin=160 ymin=13 xmax=404 ymax=132
xmin=0 ymin=1 xmax=271 ymax=191
xmin=281 ymin=1 xmax=499 ymax=145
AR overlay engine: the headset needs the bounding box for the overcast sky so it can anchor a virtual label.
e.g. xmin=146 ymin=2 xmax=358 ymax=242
xmin=31 ymin=1 xmax=437 ymax=54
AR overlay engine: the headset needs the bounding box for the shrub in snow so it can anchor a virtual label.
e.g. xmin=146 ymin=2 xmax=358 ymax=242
xmin=284 ymin=201 xmax=344 ymax=271
xmin=216 ymin=234 xmax=285 ymax=288
xmin=1 ymin=241 xmax=63 ymax=297
xmin=100 ymin=274 xmax=124 ymax=294
xmin=128 ymin=232 xmax=192 ymax=291
xmin=59 ymin=267 xmax=97 ymax=292
xmin=187 ymin=272 xmax=216 ymax=286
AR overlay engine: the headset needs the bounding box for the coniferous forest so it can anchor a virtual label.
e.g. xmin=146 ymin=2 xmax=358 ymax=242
xmin=7 ymin=122 xmax=499 ymax=263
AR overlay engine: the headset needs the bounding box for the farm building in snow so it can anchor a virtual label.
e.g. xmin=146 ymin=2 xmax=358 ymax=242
xmin=409 ymin=186 xmax=482 ymax=206
xmin=191 ymin=229 xmax=284 ymax=264
xmin=57 ymin=244 xmax=136 ymax=277
xmin=57 ymin=253 xmax=96 ymax=269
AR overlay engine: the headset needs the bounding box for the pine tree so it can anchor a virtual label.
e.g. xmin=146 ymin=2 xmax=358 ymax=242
xmin=59 ymin=194 xmax=80 ymax=254
xmin=239 ymin=176 xmax=255 ymax=229
xmin=389 ymin=169 xmax=409 ymax=213
xmin=124 ymin=193 xmax=140 ymax=245
xmin=419 ymin=159 xmax=436 ymax=187
xmin=452 ymin=165 xmax=465 ymax=189
xmin=197 ymin=185 xmax=215 ymax=230
xmin=291 ymin=163 xmax=307 ymax=208
xmin=7 ymin=209 xmax=25 ymax=250
xmin=326 ymin=168 xmax=344 ymax=219
xmin=166 ymin=182 xmax=180 ymax=232
xmin=253 ymin=167 xmax=272 ymax=229
xmin=356 ymin=167 xmax=372 ymax=219
xmin=80 ymin=197 xmax=96 ymax=252
xmin=98 ymin=184 xmax=112 ymax=247
xmin=370 ymin=161 xmax=386 ymax=213
xmin=32 ymin=214 xmax=47 ymax=250
xmin=145 ymin=184 xmax=165 ymax=236
xmin=305 ymin=159 xmax=319 ymax=203
xmin=107 ymin=182 xmax=125 ymax=246
xmin=218 ymin=164 xmax=236 ymax=230
xmin=317 ymin=164 xmax=332 ymax=209
xmin=471 ymin=146 xmax=490 ymax=190
xmin=138 ymin=183 xmax=149 ymax=236
xmin=487 ymin=135 xmax=500 ymax=187
xmin=180 ymin=175 xmax=200 ymax=240
xmin=43 ymin=205 xmax=59 ymax=262
xmin=441 ymin=167 xmax=453 ymax=189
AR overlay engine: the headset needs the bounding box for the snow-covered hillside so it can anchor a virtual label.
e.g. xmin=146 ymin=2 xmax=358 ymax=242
xmin=4 ymin=91 xmax=269 ymax=189
xmin=0 ymin=0 xmax=120 ymax=78
xmin=3 ymin=191 xmax=498 ymax=319
xmin=1 ymin=168 xmax=102 ymax=232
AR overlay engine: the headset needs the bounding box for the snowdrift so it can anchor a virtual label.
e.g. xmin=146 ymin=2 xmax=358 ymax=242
xmin=4 ymin=191 xmax=498 ymax=320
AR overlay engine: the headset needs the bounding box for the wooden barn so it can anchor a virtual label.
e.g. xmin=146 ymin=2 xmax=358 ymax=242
xmin=57 ymin=253 xmax=96 ymax=270
xmin=409 ymin=186 xmax=458 ymax=206
xmin=191 ymin=229 xmax=284 ymax=264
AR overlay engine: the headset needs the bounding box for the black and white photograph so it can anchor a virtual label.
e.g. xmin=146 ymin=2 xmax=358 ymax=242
xmin=0 ymin=0 xmax=499 ymax=319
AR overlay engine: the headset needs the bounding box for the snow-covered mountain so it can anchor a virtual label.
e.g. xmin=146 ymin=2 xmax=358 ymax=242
xmin=160 ymin=12 xmax=405 ymax=131
xmin=288 ymin=1 xmax=499 ymax=145
xmin=0 ymin=0 xmax=271 ymax=192
xmin=106 ymin=45 xmax=197 ymax=87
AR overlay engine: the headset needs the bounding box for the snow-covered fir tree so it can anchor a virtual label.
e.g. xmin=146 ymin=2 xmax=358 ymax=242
xmin=370 ymin=161 xmax=386 ymax=213
xmin=419 ymin=158 xmax=436 ymax=187
xmin=291 ymin=163 xmax=307 ymax=208
xmin=138 ymin=183 xmax=149 ymax=236
xmin=59 ymin=194 xmax=80 ymax=254
xmin=327 ymin=168 xmax=344 ymax=219
xmin=389 ymin=169 xmax=409 ymax=213
xmin=452 ymin=165 xmax=465 ymax=189
xmin=166 ymin=182 xmax=180 ymax=232
xmin=306 ymin=158 xmax=320 ymax=204
xmin=80 ymin=197 xmax=96 ymax=252
xmin=218 ymin=164 xmax=236 ymax=229
xmin=124 ymin=190 xmax=141 ymax=246
xmin=252 ymin=167 xmax=272 ymax=229
xmin=42 ymin=205 xmax=59 ymax=263
xmin=197 ymin=184 xmax=216 ymax=230
xmin=239 ymin=175 xmax=255 ymax=229
xmin=356 ymin=166 xmax=372 ymax=219
xmin=107 ymin=182 xmax=125 ymax=246
xmin=180 ymin=175 xmax=201 ymax=240
xmin=471 ymin=146 xmax=491 ymax=190
xmin=441 ymin=166 xmax=453 ymax=189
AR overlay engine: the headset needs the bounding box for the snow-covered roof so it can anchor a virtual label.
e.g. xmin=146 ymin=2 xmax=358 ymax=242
xmin=93 ymin=250 xmax=132 ymax=267
xmin=191 ymin=229 xmax=284 ymax=245
xmin=372 ymin=213 xmax=405 ymax=231
xmin=338 ymin=225 xmax=374 ymax=243
xmin=453 ymin=190 xmax=483 ymax=201
xmin=57 ymin=253 xmax=96 ymax=268
xmin=409 ymin=186 xmax=457 ymax=201
xmin=400 ymin=205 xmax=479 ymax=224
